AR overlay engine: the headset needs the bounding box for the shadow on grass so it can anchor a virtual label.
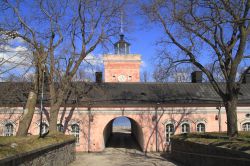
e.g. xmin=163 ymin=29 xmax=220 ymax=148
xmin=160 ymin=152 xmax=184 ymax=166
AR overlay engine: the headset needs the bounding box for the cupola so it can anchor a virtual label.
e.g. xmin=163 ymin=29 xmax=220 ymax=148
xmin=114 ymin=34 xmax=130 ymax=55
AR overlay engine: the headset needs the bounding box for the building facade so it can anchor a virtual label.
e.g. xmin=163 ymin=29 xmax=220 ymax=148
xmin=0 ymin=34 xmax=250 ymax=152
xmin=103 ymin=34 xmax=141 ymax=82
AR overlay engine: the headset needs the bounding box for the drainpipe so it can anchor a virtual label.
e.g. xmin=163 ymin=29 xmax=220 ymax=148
xmin=155 ymin=103 xmax=160 ymax=152
xmin=39 ymin=67 xmax=45 ymax=137
xmin=88 ymin=106 xmax=91 ymax=152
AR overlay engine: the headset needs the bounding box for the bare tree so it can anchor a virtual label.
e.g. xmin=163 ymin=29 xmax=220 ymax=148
xmin=73 ymin=54 xmax=103 ymax=82
xmin=141 ymin=70 xmax=149 ymax=82
xmin=0 ymin=34 xmax=32 ymax=80
xmin=141 ymin=0 xmax=250 ymax=137
xmin=1 ymin=0 xmax=125 ymax=134
xmin=0 ymin=0 xmax=65 ymax=136
xmin=45 ymin=0 xmax=124 ymax=132
xmin=153 ymin=62 xmax=194 ymax=82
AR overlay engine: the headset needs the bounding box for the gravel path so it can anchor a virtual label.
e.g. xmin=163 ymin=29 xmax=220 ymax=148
xmin=69 ymin=131 xmax=182 ymax=166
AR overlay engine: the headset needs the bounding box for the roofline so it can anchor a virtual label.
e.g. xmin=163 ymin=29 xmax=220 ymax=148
xmin=1 ymin=103 xmax=250 ymax=108
xmin=0 ymin=81 xmax=249 ymax=85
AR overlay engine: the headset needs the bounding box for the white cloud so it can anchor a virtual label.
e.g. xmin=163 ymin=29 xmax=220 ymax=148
xmin=141 ymin=60 xmax=147 ymax=68
xmin=73 ymin=53 xmax=104 ymax=81
xmin=0 ymin=41 xmax=33 ymax=75
xmin=84 ymin=53 xmax=103 ymax=66
xmin=82 ymin=53 xmax=103 ymax=73
xmin=0 ymin=46 xmax=31 ymax=64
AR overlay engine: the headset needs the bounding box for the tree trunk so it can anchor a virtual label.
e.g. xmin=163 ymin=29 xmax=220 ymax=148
xmin=48 ymin=81 xmax=69 ymax=132
xmin=224 ymin=97 xmax=238 ymax=137
xmin=16 ymin=91 xmax=37 ymax=136
xmin=49 ymin=103 xmax=61 ymax=132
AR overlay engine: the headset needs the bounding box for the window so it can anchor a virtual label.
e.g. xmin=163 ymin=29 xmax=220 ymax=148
xmin=197 ymin=123 xmax=205 ymax=133
xmin=40 ymin=123 xmax=48 ymax=134
xmin=165 ymin=123 xmax=174 ymax=142
xmin=4 ymin=123 xmax=14 ymax=136
xmin=242 ymin=122 xmax=250 ymax=131
xmin=57 ymin=124 xmax=64 ymax=132
xmin=181 ymin=123 xmax=190 ymax=133
xmin=71 ymin=124 xmax=80 ymax=143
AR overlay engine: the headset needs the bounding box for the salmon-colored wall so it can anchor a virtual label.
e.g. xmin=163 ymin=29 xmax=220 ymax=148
xmin=0 ymin=106 xmax=249 ymax=152
xmin=103 ymin=54 xmax=141 ymax=82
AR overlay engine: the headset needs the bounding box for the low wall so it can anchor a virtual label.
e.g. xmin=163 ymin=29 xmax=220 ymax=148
xmin=0 ymin=139 xmax=76 ymax=166
xmin=171 ymin=138 xmax=250 ymax=166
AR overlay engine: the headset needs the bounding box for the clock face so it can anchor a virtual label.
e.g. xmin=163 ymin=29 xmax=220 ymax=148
xmin=117 ymin=75 xmax=127 ymax=82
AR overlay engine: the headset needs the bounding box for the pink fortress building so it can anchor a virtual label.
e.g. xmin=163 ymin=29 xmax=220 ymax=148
xmin=0 ymin=34 xmax=250 ymax=152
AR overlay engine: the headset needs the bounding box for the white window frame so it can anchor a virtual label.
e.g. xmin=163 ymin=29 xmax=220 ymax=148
xmin=4 ymin=123 xmax=14 ymax=136
xmin=181 ymin=123 xmax=190 ymax=133
xmin=165 ymin=123 xmax=174 ymax=142
xmin=196 ymin=123 xmax=206 ymax=133
xmin=71 ymin=124 xmax=80 ymax=144
xmin=40 ymin=122 xmax=48 ymax=134
xmin=242 ymin=122 xmax=250 ymax=131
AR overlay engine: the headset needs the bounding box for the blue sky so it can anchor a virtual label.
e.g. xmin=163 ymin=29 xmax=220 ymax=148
xmin=91 ymin=5 xmax=164 ymax=81
xmin=95 ymin=2 xmax=250 ymax=82
xmin=113 ymin=116 xmax=131 ymax=127
xmin=1 ymin=1 xmax=249 ymax=82
xmin=0 ymin=1 xmax=163 ymax=81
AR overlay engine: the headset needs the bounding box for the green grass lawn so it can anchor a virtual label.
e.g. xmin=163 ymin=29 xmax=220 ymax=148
xmin=173 ymin=132 xmax=250 ymax=153
xmin=0 ymin=133 xmax=75 ymax=160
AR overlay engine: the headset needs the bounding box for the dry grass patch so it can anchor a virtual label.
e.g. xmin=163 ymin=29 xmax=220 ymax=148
xmin=0 ymin=132 xmax=75 ymax=160
xmin=173 ymin=132 xmax=250 ymax=153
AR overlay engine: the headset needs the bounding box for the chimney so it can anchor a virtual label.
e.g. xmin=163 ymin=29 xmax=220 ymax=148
xmin=191 ymin=71 xmax=202 ymax=83
xmin=95 ymin=72 xmax=102 ymax=83
xmin=243 ymin=71 xmax=250 ymax=84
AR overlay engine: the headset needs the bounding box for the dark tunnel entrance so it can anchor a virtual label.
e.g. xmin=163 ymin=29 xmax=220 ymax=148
xmin=103 ymin=116 xmax=144 ymax=152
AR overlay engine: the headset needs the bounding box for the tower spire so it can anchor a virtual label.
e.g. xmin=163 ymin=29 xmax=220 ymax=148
xmin=120 ymin=9 xmax=124 ymax=35
xmin=114 ymin=9 xmax=130 ymax=55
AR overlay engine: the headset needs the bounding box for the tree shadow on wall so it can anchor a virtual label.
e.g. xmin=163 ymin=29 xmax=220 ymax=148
xmin=57 ymin=82 xmax=94 ymax=134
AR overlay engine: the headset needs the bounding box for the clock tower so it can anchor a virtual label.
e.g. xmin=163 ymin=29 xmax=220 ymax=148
xmin=103 ymin=34 xmax=141 ymax=82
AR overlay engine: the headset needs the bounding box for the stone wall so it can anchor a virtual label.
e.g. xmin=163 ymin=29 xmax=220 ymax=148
xmin=170 ymin=138 xmax=250 ymax=166
xmin=0 ymin=139 xmax=76 ymax=166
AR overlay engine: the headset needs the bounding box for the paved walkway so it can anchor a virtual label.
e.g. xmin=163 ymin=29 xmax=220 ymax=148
xmin=69 ymin=131 xmax=182 ymax=166
xmin=69 ymin=150 xmax=181 ymax=166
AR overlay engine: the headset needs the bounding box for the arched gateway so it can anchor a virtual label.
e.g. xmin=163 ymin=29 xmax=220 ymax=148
xmin=103 ymin=116 xmax=144 ymax=151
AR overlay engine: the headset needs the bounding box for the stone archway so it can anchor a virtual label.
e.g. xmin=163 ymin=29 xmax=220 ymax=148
xmin=102 ymin=116 xmax=144 ymax=151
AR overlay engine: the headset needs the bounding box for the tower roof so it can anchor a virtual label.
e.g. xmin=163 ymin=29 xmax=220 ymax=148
xmin=114 ymin=34 xmax=130 ymax=46
xmin=114 ymin=34 xmax=130 ymax=55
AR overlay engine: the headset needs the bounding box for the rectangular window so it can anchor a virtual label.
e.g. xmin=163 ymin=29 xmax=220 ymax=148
xmin=71 ymin=124 xmax=80 ymax=144
xmin=166 ymin=124 xmax=174 ymax=142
